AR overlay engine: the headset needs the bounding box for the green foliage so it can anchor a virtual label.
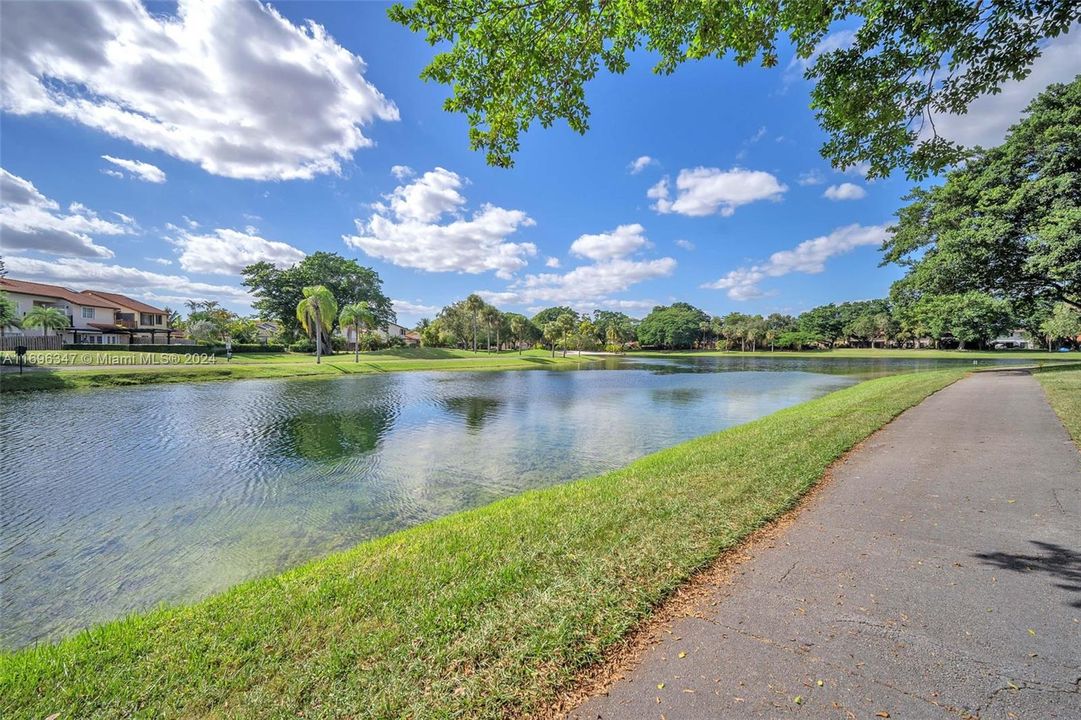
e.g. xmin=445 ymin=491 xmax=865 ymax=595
xmin=21 ymin=305 xmax=69 ymax=336
xmin=389 ymin=0 xmax=1077 ymax=178
xmin=1040 ymin=303 xmax=1081 ymax=348
xmin=243 ymin=252 xmax=394 ymax=340
xmin=884 ymin=78 xmax=1081 ymax=312
xmin=531 ymin=306 xmax=578 ymax=327
xmin=637 ymin=303 xmax=709 ymax=349
xmin=0 ymin=291 xmax=19 ymax=333
xmin=913 ymin=292 xmax=1013 ymax=348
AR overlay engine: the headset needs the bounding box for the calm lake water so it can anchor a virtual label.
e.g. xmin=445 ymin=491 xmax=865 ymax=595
xmin=0 ymin=355 xmax=1038 ymax=648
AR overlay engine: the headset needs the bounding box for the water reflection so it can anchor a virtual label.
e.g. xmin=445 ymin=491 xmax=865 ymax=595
xmin=0 ymin=355 xmax=1044 ymax=648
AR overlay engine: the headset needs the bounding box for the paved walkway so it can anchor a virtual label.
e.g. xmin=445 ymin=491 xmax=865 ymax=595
xmin=571 ymin=372 xmax=1081 ymax=719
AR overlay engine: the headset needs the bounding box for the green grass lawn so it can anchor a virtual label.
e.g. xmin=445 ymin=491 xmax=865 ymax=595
xmin=0 ymin=369 xmax=965 ymax=719
xmin=1035 ymin=367 xmax=1081 ymax=445
xmin=633 ymin=347 xmax=1074 ymax=361
xmin=0 ymin=349 xmax=589 ymax=392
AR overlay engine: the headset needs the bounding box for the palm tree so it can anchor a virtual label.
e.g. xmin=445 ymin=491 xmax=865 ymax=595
xmin=296 ymin=285 xmax=338 ymax=363
xmin=481 ymin=305 xmax=501 ymax=353
xmin=509 ymin=315 xmax=527 ymax=354
xmin=340 ymin=302 xmax=376 ymax=362
xmin=23 ymin=306 xmax=69 ymax=339
xmin=463 ymin=294 xmax=485 ymax=353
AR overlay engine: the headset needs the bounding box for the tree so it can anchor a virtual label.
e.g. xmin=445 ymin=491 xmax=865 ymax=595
xmin=506 ymin=313 xmax=538 ymax=354
xmin=576 ymin=318 xmax=597 ymax=353
xmin=296 ymin=286 xmax=338 ymax=363
xmin=555 ymin=312 xmax=577 ymax=357
xmin=340 ymin=303 xmax=377 ymax=362
xmin=913 ymin=292 xmax=1012 ymax=349
xmin=765 ymin=313 xmax=797 ymax=351
xmin=463 ymin=294 xmax=486 ymax=353
xmin=22 ymin=305 xmax=69 ymax=338
xmin=532 ymin=306 xmax=578 ymax=327
xmin=481 ymin=304 xmax=501 ymax=352
xmin=1039 ymin=303 xmax=1081 ymax=350
xmin=243 ymin=252 xmax=393 ymax=343
xmin=543 ymin=320 xmax=561 ymax=357
xmin=0 ymin=292 xmax=19 ymax=340
xmin=389 ymin=0 xmax=1077 ymax=179
xmin=637 ymin=303 xmax=710 ymax=349
xmin=799 ymin=304 xmax=844 ymax=348
xmin=884 ymin=78 xmax=1081 ymax=314
xmin=592 ymin=310 xmax=636 ymax=350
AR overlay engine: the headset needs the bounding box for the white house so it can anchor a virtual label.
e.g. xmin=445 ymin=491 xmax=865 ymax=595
xmin=342 ymin=320 xmax=417 ymax=345
xmin=1 ymin=278 xmax=125 ymax=344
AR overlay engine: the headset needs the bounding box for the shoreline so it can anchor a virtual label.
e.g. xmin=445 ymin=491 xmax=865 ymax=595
xmin=2 ymin=369 xmax=969 ymax=719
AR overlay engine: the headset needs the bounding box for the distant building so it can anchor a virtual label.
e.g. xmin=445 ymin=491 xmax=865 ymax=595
xmin=343 ymin=320 xmax=418 ymax=345
xmin=991 ymin=329 xmax=1030 ymax=349
xmin=1 ymin=278 xmax=175 ymax=344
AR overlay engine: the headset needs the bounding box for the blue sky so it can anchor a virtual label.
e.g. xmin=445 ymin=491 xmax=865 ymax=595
xmin=2 ymin=1 xmax=1077 ymax=324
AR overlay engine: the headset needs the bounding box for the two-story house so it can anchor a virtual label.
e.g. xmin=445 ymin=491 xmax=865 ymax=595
xmin=80 ymin=291 xmax=176 ymax=344
xmin=0 ymin=278 xmax=125 ymax=344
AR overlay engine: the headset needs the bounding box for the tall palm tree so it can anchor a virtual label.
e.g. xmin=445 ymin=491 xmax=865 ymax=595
xmin=296 ymin=285 xmax=338 ymax=363
xmin=509 ymin=314 xmax=526 ymax=354
xmin=481 ymin=305 xmax=500 ymax=353
xmin=23 ymin=306 xmax=69 ymax=339
xmin=340 ymin=302 xmax=376 ymax=363
xmin=463 ymin=294 xmax=485 ymax=353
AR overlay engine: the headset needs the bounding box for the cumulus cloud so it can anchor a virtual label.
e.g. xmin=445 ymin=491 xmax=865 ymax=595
xmin=344 ymin=167 xmax=537 ymax=278
xmin=545 ymin=257 xmax=561 ymax=268
xmin=101 ymin=155 xmax=166 ymax=183
xmin=1 ymin=168 xmax=128 ymax=258
xmin=569 ymin=223 xmax=649 ymax=261
xmin=649 ymin=167 xmax=787 ymax=217
xmin=390 ymin=164 xmax=414 ymax=180
xmin=392 ymin=299 xmax=440 ymax=318
xmin=169 ymin=227 xmax=306 ymax=275
xmin=481 ymin=224 xmax=674 ymax=308
xmin=924 ymin=28 xmax=1080 ymax=148
xmin=703 ymin=223 xmax=888 ymax=300
xmin=4 ymin=255 xmax=252 ymax=308
xmin=675 ymin=239 xmax=695 ymax=251
xmin=628 ymin=155 xmax=656 ymax=174
xmin=823 ymin=182 xmax=867 ymax=201
xmin=1 ymin=0 xmax=398 ymax=180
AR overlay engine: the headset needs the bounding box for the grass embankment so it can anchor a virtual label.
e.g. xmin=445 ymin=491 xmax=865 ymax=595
xmin=1 ymin=369 xmax=964 ymax=719
xmin=1035 ymin=366 xmax=1081 ymax=445
xmin=0 ymin=349 xmax=588 ymax=393
xmin=634 ymin=348 xmax=1073 ymax=361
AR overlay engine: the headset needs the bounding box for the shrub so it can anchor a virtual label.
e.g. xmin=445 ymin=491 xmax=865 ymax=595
xmin=290 ymin=338 xmax=315 ymax=353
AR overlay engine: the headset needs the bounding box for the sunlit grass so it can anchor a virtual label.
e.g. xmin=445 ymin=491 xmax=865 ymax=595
xmin=1 ymin=370 xmax=964 ymax=719
xmin=1035 ymin=366 xmax=1081 ymax=446
xmin=635 ymin=348 xmax=1073 ymax=361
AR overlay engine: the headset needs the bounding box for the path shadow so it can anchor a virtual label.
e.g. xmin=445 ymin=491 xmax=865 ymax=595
xmin=974 ymin=541 xmax=1081 ymax=608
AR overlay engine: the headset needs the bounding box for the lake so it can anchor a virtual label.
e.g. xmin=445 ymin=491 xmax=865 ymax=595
xmin=0 ymin=355 xmax=1035 ymax=648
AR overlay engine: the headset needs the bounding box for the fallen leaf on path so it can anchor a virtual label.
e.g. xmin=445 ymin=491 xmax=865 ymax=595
xmin=678 ymin=651 xmax=686 ymax=658
xmin=794 ymin=695 xmax=803 ymax=705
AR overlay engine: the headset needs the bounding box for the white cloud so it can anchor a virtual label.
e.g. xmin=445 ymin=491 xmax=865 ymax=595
xmin=4 ymin=255 xmax=252 ymax=308
xmin=545 ymin=257 xmax=561 ymax=268
xmin=392 ymin=299 xmax=440 ymax=318
xmin=170 ymin=227 xmax=306 ymax=275
xmin=146 ymin=257 xmax=173 ymax=265
xmin=101 ymin=155 xmax=166 ymax=183
xmin=113 ymin=212 xmax=136 ymax=225
xmin=925 ymin=28 xmax=1081 ymax=148
xmin=842 ymin=161 xmax=871 ymax=178
xmin=102 ymin=169 xmax=125 ymax=179
xmin=675 ymin=239 xmax=695 ymax=251
xmin=797 ymin=170 xmax=825 ymax=186
xmin=0 ymin=168 xmax=127 ymax=258
xmin=390 ymin=164 xmax=414 ymax=180
xmin=628 ymin=155 xmax=656 ymax=174
xmin=1 ymin=0 xmax=398 ymax=180
xmin=703 ymin=223 xmax=888 ymax=299
xmin=344 ymin=167 xmax=537 ymax=279
xmin=649 ymin=167 xmax=787 ymax=217
xmin=481 ymin=256 xmax=676 ymax=308
xmin=785 ymin=29 xmax=857 ymax=82
xmin=823 ymin=182 xmax=867 ymax=201
xmin=569 ymin=223 xmax=649 ymax=261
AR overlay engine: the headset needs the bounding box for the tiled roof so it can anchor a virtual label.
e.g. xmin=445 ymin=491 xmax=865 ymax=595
xmin=81 ymin=290 xmax=165 ymax=314
xmin=1 ymin=278 xmax=119 ymax=308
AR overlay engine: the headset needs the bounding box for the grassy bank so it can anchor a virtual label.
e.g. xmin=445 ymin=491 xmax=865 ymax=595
xmin=1035 ymin=367 xmax=1081 ymax=445
xmin=1 ymin=369 xmax=964 ymax=719
xmin=0 ymin=349 xmax=591 ymax=393
xmin=633 ymin=348 xmax=1073 ymax=361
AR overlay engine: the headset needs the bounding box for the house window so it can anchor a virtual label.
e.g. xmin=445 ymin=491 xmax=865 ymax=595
xmin=82 ymin=307 xmax=95 ymax=319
